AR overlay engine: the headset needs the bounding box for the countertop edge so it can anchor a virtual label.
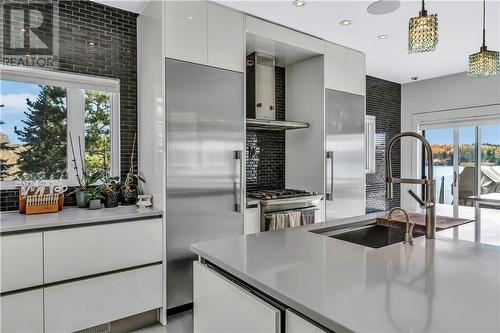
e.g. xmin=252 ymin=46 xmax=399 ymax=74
xmin=0 ymin=207 xmax=163 ymax=234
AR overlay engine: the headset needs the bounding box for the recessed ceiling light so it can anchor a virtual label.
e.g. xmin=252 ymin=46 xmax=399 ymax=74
xmin=367 ymin=0 xmax=401 ymax=15
xmin=377 ymin=34 xmax=388 ymax=39
xmin=292 ymin=0 xmax=306 ymax=7
xmin=88 ymin=41 xmax=95 ymax=47
xmin=339 ymin=20 xmax=351 ymax=26
xmin=411 ymin=76 xmax=419 ymax=81
xmin=187 ymin=16 xmax=194 ymax=20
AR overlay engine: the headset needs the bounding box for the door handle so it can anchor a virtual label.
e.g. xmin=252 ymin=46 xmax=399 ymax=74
xmin=233 ymin=150 xmax=242 ymax=213
xmin=453 ymin=171 xmax=457 ymax=187
xmin=326 ymin=151 xmax=334 ymax=201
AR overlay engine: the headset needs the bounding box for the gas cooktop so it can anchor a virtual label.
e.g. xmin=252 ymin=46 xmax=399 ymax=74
xmin=247 ymin=189 xmax=318 ymax=200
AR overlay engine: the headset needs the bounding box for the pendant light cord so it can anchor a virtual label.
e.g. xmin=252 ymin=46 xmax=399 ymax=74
xmin=482 ymin=0 xmax=486 ymax=48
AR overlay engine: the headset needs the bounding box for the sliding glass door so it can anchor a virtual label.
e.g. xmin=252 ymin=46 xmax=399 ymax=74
xmin=424 ymin=123 xmax=500 ymax=244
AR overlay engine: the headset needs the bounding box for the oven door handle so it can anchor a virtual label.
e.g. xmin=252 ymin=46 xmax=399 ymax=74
xmin=326 ymin=151 xmax=334 ymax=201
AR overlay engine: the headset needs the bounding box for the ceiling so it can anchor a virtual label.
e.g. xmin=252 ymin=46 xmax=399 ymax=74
xmin=94 ymin=0 xmax=500 ymax=84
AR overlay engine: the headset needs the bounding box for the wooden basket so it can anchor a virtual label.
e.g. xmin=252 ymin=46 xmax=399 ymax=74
xmin=19 ymin=192 xmax=64 ymax=215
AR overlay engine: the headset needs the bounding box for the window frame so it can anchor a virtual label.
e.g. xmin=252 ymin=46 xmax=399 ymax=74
xmin=0 ymin=65 xmax=120 ymax=189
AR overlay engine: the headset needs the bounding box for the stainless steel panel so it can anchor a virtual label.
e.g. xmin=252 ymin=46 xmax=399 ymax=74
xmin=166 ymin=59 xmax=244 ymax=309
xmin=325 ymin=89 xmax=365 ymax=220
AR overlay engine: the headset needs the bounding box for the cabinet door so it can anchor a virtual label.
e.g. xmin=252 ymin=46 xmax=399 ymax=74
xmin=324 ymin=42 xmax=348 ymax=92
xmin=44 ymin=265 xmax=162 ymax=333
xmin=0 ymin=233 xmax=43 ymax=292
xmin=166 ymin=1 xmax=207 ymax=64
xmin=44 ymin=219 xmax=162 ymax=283
xmin=194 ymin=261 xmax=281 ymax=333
xmin=244 ymin=205 xmax=260 ymax=234
xmin=346 ymin=50 xmax=366 ymax=96
xmin=0 ymin=289 xmax=43 ymax=333
xmin=325 ymin=42 xmax=366 ymax=96
xmin=286 ymin=309 xmax=328 ymax=333
xmin=207 ymin=3 xmax=244 ymax=72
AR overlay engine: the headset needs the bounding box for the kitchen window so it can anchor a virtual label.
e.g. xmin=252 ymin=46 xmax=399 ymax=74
xmin=0 ymin=66 xmax=120 ymax=189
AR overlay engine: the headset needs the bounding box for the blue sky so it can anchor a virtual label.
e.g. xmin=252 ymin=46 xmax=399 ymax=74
xmin=0 ymin=80 xmax=42 ymax=144
xmin=426 ymin=125 xmax=500 ymax=145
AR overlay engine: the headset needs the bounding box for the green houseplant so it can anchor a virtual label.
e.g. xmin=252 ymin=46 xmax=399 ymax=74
xmin=84 ymin=187 xmax=104 ymax=210
xmin=121 ymin=134 xmax=145 ymax=205
xmin=69 ymin=133 xmax=102 ymax=207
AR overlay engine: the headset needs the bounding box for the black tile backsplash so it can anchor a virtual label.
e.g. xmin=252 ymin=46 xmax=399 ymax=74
xmin=246 ymin=66 xmax=286 ymax=192
xmin=0 ymin=0 xmax=138 ymax=211
xmin=365 ymin=76 xmax=401 ymax=211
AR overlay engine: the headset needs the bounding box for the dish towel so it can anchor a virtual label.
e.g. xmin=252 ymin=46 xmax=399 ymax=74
xmin=288 ymin=211 xmax=302 ymax=228
xmin=301 ymin=210 xmax=315 ymax=225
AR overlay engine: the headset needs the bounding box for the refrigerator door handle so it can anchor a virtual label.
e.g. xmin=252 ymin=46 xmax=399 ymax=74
xmin=233 ymin=150 xmax=243 ymax=213
xmin=326 ymin=151 xmax=334 ymax=201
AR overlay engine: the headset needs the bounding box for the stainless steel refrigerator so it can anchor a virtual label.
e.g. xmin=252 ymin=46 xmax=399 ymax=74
xmin=165 ymin=58 xmax=244 ymax=310
xmin=325 ymin=89 xmax=366 ymax=220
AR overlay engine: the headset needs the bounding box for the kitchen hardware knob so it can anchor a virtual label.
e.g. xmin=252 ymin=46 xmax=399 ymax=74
xmin=256 ymin=102 xmax=263 ymax=108
xmin=269 ymin=105 xmax=275 ymax=111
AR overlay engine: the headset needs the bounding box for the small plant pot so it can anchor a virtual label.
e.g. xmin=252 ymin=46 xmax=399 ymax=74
xmin=89 ymin=199 xmax=101 ymax=210
xmin=122 ymin=190 xmax=137 ymax=205
xmin=105 ymin=192 xmax=119 ymax=208
xmin=76 ymin=190 xmax=88 ymax=208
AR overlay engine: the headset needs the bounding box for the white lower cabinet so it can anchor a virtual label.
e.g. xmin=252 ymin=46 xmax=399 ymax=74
xmin=286 ymin=309 xmax=328 ymax=333
xmin=43 ymin=219 xmax=162 ymax=283
xmin=0 ymin=289 xmax=43 ymax=333
xmin=244 ymin=204 xmax=260 ymax=235
xmin=0 ymin=232 xmax=43 ymax=292
xmin=44 ymin=265 xmax=162 ymax=333
xmin=193 ymin=261 xmax=281 ymax=333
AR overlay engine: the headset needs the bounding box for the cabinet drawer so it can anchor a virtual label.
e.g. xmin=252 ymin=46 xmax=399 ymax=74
xmin=0 ymin=233 xmax=43 ymax=292
xmin=0 ymin=289 xmax=44 ymax=333
xmin=286 ymin=309 xmax=328 ymax=333
xmin=44 ymin=264 xmax=162 ymax=333
xmin=44 ymin=219 xmax=162 ymax=283
xmin=194 ymin=261 xmax=281 ymax=333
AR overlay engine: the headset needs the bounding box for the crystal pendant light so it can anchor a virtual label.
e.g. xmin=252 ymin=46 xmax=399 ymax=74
xmin=468 ymin=0 xmax=499 ymax=77
xmin=408 ymin=0 xmax=438 ymax=53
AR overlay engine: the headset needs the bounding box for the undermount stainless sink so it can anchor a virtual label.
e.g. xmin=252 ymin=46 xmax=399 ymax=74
xmin=316 ymin=224 xmax=424 ymax=248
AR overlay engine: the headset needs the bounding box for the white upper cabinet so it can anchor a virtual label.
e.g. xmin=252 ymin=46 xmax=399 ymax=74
xmin=166 ymin=1 xmax=208 ymax=65
xmin=346 ymin=50 xmax=366 ymax=96
xmin=207 ymin=3 xmax=244 ymax=72
xmin=246 ymin=16 xmax=324 ymax=54
xmin=166 ymin=1 xmax=244 ymax=72
xmin=324 ymin=42 xmax=366 ymax=95
xmin=324 ymin=42 xmax=348 ymax=92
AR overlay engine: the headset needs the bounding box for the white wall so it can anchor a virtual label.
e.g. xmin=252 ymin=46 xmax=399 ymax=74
xmin=401 ymin=72 xmax=500 ymax=210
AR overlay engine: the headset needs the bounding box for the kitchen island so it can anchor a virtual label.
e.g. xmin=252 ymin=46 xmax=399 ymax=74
xmin=191 ymin=213 xmax=500 ymax=333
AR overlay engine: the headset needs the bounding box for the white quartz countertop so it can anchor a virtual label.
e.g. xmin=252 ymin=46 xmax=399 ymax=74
xmin=0 ymin=206 xmax=163 ymax=233
xmin=191 ymin=214 xmax=500 ymax=333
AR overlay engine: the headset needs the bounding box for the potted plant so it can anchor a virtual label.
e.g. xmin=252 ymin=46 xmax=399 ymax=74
xmin=121 ymin=134 xmax=145 ymax=205
xmin=69 ymin=133 xmax=101 ymax=208
xmin=84 ymin=187 xmax=104 ymax=210
xmin=103 ymin=176 xmax=121 ymax=208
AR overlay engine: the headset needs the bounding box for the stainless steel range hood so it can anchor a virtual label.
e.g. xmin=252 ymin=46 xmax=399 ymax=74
xmin=246 ymin=52 xmax=310 ymax=131
xmin=246 ymin=52 xmax=276 ymax=120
